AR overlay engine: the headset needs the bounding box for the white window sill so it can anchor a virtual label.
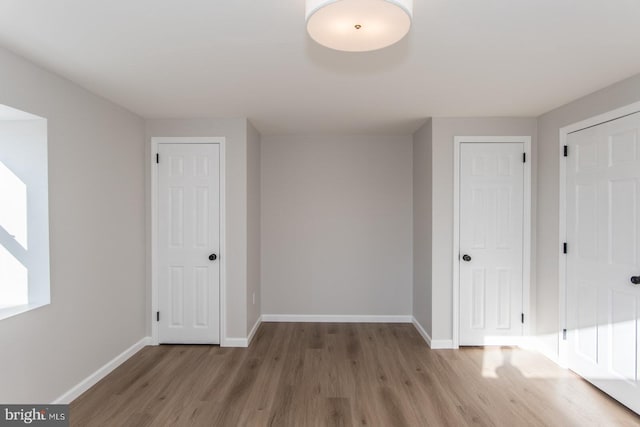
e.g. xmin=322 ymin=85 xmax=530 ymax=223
xmin=0 ymin=302 xmax=49 ymax=321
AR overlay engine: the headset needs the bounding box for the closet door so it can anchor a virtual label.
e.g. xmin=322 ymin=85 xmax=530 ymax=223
xmin=566 ymin=112 xmax=640 ymax=414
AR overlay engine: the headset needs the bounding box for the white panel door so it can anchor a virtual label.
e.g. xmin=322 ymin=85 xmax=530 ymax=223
xmin=566 ymin=112 xmax=640 ymax=414
xmin=158 ymin=143 xmax=220 ymax=344
xmin=460 ymin=143 xmax=524 ymax=345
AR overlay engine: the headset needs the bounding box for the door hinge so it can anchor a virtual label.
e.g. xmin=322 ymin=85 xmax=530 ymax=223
xmin=156 ymin=311 xmax=160 ymax=322
xmin=562 ymin=329 xmax=567 ymax=340
xmin=521 ymin=313 xmax=524 ymax=324
xmin=523 ymin=152 xmax=526 ymax=163
xmin=156 ymin=153 xmax=159 ymax=164
xmin=563 ymin=242 xmax=567 ymax=254
xmin=563 ymin=145 xmax=568 ymax=157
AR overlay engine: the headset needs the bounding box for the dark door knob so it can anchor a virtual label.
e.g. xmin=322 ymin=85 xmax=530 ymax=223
xmin=631 ymin=276 xmax=640 ymax=285
xmin=462 ymin=254 xmax=472 ymax=262
xmin=209 ymin=254 xmax=217 ymax=261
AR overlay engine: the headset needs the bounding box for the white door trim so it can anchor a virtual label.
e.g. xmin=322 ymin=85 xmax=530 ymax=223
xmin=558 ymin=100 xmax=640 ymax=367
xmin=150 ymin=137 xmax=227 ymax=346
xmin=453 ymin=136 xmax=532 ymax=349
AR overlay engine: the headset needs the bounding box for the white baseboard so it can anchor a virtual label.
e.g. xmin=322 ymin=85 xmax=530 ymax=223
xmin=430 ymin=339 xmax=455 ymax=350
xmin=247 ymin=315 xmax=262 ymax=346
xmin=411 ymin=319 xmax=562 ymax=354
xmin=411 ymin=317 xmax=455 ymax=349
xmin=261 ymin=314 xmax=413 ymax=323
xmin=411 ymin=317 xmax=432 ymax=346
xmin=221 ymin=337 xmax=248 ymax=347
xmin=53 ymin=336 xmax=152 ymax=404
xmin=221 ymin=316 xmax=262 ymax=348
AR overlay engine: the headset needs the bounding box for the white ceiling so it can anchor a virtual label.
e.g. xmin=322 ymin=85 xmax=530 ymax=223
xmin=0 ymin=0 xmax=639 ymax=135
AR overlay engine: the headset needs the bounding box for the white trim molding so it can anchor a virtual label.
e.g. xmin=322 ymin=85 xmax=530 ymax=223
xmin=411 ymin=317 xmax=455 ymax=349
xmin=557 ymin=100 xmax=640 ymax=368
xmin=150 ymin=137 xmax=227 ymax=346
xmin=412 ymin=317 xmax=431 ymax=346
xmin=247 ymin=315 xmax=262 ymax=346
xmin=221 ymin=316 xmax=262 ymax=348
xmin=220 ymin=316 xmax=263 ymax=347
xmin=429 ymin=339 xmax=455 ymax=350
xmin=53 ymin=337 xmax=152 ymax=404
xmin=221 ymin=337 xmax=250 ymax=348
xmin=453 ymin=136 xmax=532 ymax=349
xmin=261 ymin=314 xmax=413 ymax=323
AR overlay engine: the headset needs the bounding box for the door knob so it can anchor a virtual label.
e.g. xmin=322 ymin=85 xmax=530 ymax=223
xmin=209 ymin=254 xmax=217 ymax=261
xmin=631 ymin=276 xmax=640 ymax=285
xmin=462 ymin=254 xmax=472 ymax=262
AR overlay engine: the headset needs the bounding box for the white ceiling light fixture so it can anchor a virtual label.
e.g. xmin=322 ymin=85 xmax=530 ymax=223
xmin=306 ymin=0 xmax=413 ymax=52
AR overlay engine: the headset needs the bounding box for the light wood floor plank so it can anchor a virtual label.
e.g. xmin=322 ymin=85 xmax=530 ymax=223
xmin=70 ymin=323 xmax=640 ymax=426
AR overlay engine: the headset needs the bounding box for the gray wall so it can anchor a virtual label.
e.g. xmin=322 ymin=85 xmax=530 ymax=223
xmin=431 ymin=118 xmax=538 ymax=341
xmin=535 ymin=73 xmax=640 ymax=357
xmin=144 ymin=118 xmax=250 ymax=339
xmin=412 ymin=119 xmax=433 ymax=336
xmin=261 ymin=134 xmax=413 ymax=316
xmin=246 ymin=121 xmax=261 ymax=333
xmin=0 ymin=47 xmax=146 ymax=403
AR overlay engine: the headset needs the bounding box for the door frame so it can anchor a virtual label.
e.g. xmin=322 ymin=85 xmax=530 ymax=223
xmin=453 ymin=136 xmax=532 ymax=348
xmin=558 ymin=100 xmax=640 ymax=367
xmin=150 ymin=137 xmax=227 ymax=346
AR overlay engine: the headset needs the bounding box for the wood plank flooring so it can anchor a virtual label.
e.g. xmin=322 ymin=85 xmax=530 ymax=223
xmin=70 ymin=323 xmax=640 ymax=426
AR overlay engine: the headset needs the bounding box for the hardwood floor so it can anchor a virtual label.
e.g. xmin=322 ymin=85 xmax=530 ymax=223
xmin=70 ymin=323 xmax=640 ymax=426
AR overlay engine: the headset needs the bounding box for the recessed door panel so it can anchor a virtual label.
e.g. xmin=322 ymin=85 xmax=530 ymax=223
xmin=194 ymin=267 xmax=209 ymax=327
xmin=576 ymin=284 xmax=598 ymax=363
xmin=195 ymin=187 xmax=210 ymax=249
xmin=496 ymin=268 xmax=511 ymax=329
xmin=170 ymin=267 xmax=184 ymax=327
xmin=471 ymin=189 xmax=487 ymax=249
xmin=471 ymin=269 xmax=486 ymax=329
xmin=576 ymin=184 xmax=598 ymax=261
xmin=609 ymin=179 xmax=637 ymax=265
xmin=610 ymin=291 xmax=636 ymax=383
xmin=169 ymin=187 xmax=184 ymax=248
xmin=496 ymin=189 xmax=512 ymax=249
xmin=609 ymin=130 xmax=638 ymax=166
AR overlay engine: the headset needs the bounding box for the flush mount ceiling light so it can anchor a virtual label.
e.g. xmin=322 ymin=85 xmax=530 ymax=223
xmin=305 ymin=0 xmax=413 ymax=52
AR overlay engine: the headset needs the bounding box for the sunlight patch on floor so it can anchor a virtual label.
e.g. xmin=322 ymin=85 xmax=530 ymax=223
xmin=480 ymin=345 xmax=573 ymax=380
